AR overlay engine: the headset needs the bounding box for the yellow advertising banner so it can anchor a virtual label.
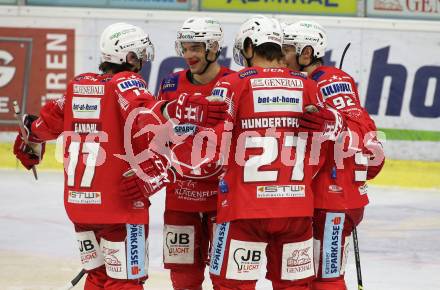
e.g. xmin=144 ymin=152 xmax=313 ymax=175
xmin=201 ymin=0 xmax=358 ymax=15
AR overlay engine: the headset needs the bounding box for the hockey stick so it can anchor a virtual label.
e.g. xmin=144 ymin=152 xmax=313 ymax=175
xmin=339 ymin=42 xmax=351 ymax=70
xmin=12 ymin=100 xmax=38 ymax=180
xmin=352 ymin=227 xmax=363 ymax=290
xmin=338 ymin=43 xmax=364 ymax=290
xmin=63 ymin=269 xmax=86 ymax=290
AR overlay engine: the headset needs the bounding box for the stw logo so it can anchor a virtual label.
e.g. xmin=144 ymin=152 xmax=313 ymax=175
xmin=0 ymin=50 xmax=16 ymax=88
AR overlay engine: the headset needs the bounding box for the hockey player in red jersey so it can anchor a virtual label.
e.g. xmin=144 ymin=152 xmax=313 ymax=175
xmin=283 ymin=21 xmax=385 ymax=290
xmin=206 ymin=15 xmax=345 ymax=290
xmin=156 ymin=17 xmax=234 ymax=290
xmin=12 ymin=22 xmax=227 ymax=290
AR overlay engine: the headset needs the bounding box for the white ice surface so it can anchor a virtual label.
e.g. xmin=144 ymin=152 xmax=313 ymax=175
xmin=1 ymin=169 xmax=439 ymax=289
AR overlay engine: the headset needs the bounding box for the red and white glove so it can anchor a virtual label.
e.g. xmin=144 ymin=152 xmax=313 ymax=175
xmin=166 ymin=93 xmax=228 ymax=127
xmin=13 ymin=114 xmax=46 ymax=170
xmin=119 ymin=154 xmax=175 ymax=200
xmin=364 ymin=138 xmax=385 ymax=180
xmin=299 ymin=106 xmax=345 ymax=141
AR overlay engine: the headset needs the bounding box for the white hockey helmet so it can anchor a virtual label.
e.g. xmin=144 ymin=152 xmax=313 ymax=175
xmin=100 ymin=22 xmax=155 ymax=64
xmin=175 ymin=17 xmax=224 ymax=56
xmin=282 ymin=20 xmax=327 ymax=58
xmin=233 ymin=15 xmax=283 ymax=67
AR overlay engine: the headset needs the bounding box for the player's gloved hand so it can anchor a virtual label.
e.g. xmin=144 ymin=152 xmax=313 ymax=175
xmin=364 ymin=138 xmax=385 ymax=180
xmin=166 ymin=92 xmax=228 ymax=127
xmin=119 ymin=154 xmax=175 ymax=200
xmin=299 ymin=105 xmax=345 ymax=141
xmin=13 ymin=114 xmax=46 ymax=170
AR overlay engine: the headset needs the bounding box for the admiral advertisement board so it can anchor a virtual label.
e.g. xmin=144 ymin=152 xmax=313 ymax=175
xmin=201 ymin=0 xmax=358 ymax=16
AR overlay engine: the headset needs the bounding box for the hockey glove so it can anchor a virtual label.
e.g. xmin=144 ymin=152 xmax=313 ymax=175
xmin=166 ymin=92 xmax=228 ymax=127
xmin=13 ymin=114 xmax=46 ymax=170
xmin=364 ymin=138 xmax=385 ymax=180
xmin=299 ymin=106 xmax=345 ymax=141
xmin=119 ymin=154 xmax=174 ymax=200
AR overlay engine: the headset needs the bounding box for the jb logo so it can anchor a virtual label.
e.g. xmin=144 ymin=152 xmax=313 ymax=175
xmin=166 ymin=232 xmax=190 ymax=255
xmin=78 ymin=239 xmax=94 ymax=252
xmin=0 ymin=50 xmax=15 ymax=88
xmin=233 ymin=248 xmax=261 ymax=272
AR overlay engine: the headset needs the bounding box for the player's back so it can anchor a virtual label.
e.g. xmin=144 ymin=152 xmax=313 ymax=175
xmin=216 ymin=67 xmax=320 ymax=223
xmin=62 ymin=72 xmax=150 ymax=225
xmin=310 ymin=66 xmax=372 ymax=210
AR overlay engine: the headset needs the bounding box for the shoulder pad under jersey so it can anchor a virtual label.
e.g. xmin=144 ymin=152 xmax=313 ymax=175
xmin=310 ymin=70 xmax=326 ymax=82
xmin=160 ymin=72 xmax=181 ymax=93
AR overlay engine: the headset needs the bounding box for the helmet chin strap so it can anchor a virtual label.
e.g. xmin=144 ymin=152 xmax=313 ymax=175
xmin=132 ymin=61 xmax=143 ymax=73
xmin=297 ymin=54 xmax=319 ymax=71
xmin=125 ymin=54 xmax=143 ymax=73
xmin=189 ymin=49 xmax=220 ymax=84
xmin=245 ymin=55 xmax=253 ymax=67
xmin=200 ymin=51 xmax=215 ymax=75
xmin=244 ymin=47 xmax=255 ymax=67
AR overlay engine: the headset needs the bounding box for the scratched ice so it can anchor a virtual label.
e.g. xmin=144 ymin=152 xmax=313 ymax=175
xmin=1 ymin=170 xmax=439 ymax=289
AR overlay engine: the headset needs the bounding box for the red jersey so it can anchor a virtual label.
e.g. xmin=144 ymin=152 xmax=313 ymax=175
xmin=211 ymin=67 xmax=322 ymax=223
xmin=310 ymin=66 xmax=377 ymax=210
xmin=32 ymin=71 xmax=165 ymax=224
xmin=157 ymin=66 xmax=234 ymax=212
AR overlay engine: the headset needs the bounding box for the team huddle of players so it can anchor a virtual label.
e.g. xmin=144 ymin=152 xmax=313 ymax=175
xmin=13 ymin=15 xmax=384 ymax=290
